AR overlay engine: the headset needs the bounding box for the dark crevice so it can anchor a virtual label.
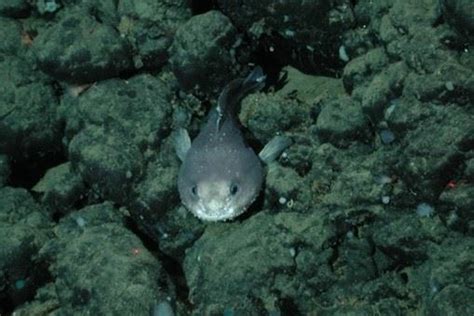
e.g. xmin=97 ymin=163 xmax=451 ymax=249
xmin=278 ymin=297 xmax=302 ymax=316
xmin=432 ymin=14 xmax=444 ymax=28
xmin=123 ymin=217 xmax=192 ymax=311
xmin=189 ymin=0 xmax=216 ymax=15
xmin=7 ymin=150 xmax=67 ymax=189
xmin=0 ymin=260 xmax=53 ymax=315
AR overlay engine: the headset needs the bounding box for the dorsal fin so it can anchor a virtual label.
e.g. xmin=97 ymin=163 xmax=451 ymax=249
xmin=216 ymin=66 xmax=266 ymax=131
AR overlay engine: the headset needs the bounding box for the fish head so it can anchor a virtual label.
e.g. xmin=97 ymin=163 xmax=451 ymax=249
xmin=177 ymin=144 xmax=263 ymax=221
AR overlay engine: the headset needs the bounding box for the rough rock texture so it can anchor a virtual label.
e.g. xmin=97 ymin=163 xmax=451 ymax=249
xmin=0 ymin=0 xmax=473 ymax=314
xmin=0 ymin=155 xmax=9 ymax=187
xmin=170 ymin=10 xmax=240 ymax=93
xmin=33 ymin=8 xmax=133 ymax=83
xmin=0 ymin=17 xmax=22 ymax=55
xmin=18 ymin=203 xmax=174 ymax=315
xmin=117 ymin=0 xmax=190 ymax=69
xmin=0 ymin=0 xmax=30 ymax=18
xmin=0 ymin=187 xmax=51 ymax=315
xmin=0 ymin=55 xmax=62 ymax=161
xmin=32 ymin=162 xmax=86 ymax=216
xmin=217 ymin=0 xmax=354 ymax=74
xmin=64 ymin=74 xmax=173 ymax=205
xmin=184 ymin=212 xmax=332 ymax=315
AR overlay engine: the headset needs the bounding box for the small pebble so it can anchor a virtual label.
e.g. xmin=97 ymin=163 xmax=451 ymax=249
xmin=374 ymin=174 xmax=392 ymax=185
xmin=416 ymin=202 xmax=434 ymax=217
xmin=289 ymin=247 xmax=296 ymax=257
xmin=385 ymin=99 xmax=399 ymax=119
xmin=381 ymin=195 xmax=390 ymax=204
xmin=445 ymin=81 xmax=454 ymax=91
xmin=380 ymin=129 xmax=396 ymax=144
xmin=75 ymin=216 xmax=86 ymax=227
xmin=152 ymin=301 xmax=175 ymax=316
xmin=278 ymin=197 xmax=287 ymax=204
xmin=339 ymin=45 xmax=349 ymax=62
xmin=15 ymin=279 xmax=26 ymax=290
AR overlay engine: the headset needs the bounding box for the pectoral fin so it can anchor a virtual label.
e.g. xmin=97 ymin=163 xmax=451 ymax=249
xmin=173 ymin=128 xmax=191 ymax=162
xmin=258 ymin=135 xmax=292 ymax=164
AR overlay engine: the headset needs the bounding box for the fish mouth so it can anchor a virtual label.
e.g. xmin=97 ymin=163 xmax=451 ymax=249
xmin=192 ymin=201 xmax=241 ymax=221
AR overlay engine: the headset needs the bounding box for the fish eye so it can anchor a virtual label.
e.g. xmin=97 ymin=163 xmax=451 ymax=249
xmin=230 ymin=183 xmax=239 ymax=196
xmin=191 ymin=185 xmax=198 ymax=196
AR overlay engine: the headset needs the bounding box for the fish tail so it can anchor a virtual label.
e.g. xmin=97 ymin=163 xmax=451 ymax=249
xmin=217 ymin=66 xmax=266 ymax=118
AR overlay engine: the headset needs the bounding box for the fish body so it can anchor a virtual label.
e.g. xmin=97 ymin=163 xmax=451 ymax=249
xmin=175 ymin=67 xmax=291 ymax=221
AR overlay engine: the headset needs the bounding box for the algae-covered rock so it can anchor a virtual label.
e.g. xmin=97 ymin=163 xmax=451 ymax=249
xmin=429 ymin=285 xmax=474 ymax=315
xmin=130 ymin=142 xmax=205 ymax=261
xmin=32 ymin=162 xmax=86 ymax=216
xmin=0 ymin=187 xmax=51 ymax=314
xmin=63 ymin=73 xmax=173 ymax=148
xmin=69 ymin=127 xmax=143 ymax=205
xmin=342 ymin=47 xmax=389 ymax=92
xmin=240 ymin=92 xmax=308 ymax=143
xmin=372 ymin=215 xmax=447 ymax=267
xmin=0 ymin=0 xmax=30 ymax=17
xmin=0 ymin=56 xmax=62 ymax=161
xmin=316 ymin=96 xmax=369 ymax=147
xmin=184 ymin=211 xmax=332 ymax=314
xmin=170 ymin=10 xmax=239 ymax=93
xmin=33 ymin=7 xmax=133 ymax=83
xmin=442 ymin=0 xmax=474 ymax=41
xmin=218 ymin=0 xmax=353 ymax=74
xmin=36 ymin=203 xmax=174 ymax=315
xmin=397 ymin=107 xmax=473 ymax=199
xmin=0 ymin=17 xmax=22 ymax=55
xmin=117 ymin=0 xmax=190 ymax=69
xmin=466 ymin=158 xmax=474 ymax=181
xmin=0 ymin=155 xmax=9 ymax=187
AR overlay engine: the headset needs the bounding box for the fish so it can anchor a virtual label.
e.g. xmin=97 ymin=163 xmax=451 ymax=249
xmin=174 ymin=67 xmax=292 ymax=221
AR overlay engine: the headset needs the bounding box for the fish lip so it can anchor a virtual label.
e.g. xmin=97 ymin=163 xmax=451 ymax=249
xmin=192 ymin=203 xmax=242 ymax=222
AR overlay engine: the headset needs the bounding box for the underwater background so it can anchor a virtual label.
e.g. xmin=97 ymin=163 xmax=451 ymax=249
xmin=0 ymin=0 xmax=473 ymax=315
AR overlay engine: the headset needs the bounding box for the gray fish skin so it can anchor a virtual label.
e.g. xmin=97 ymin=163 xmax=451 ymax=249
xmin=177 ymin=67 xmax=265 ymax=221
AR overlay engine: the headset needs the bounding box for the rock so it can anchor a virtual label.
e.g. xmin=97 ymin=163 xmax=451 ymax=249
xmin=372 ymin=215 xmax=447 ymax=267
xmin=130 ymin=148 xmax=206 ymax=261
xmin=0 ymin=155 xmax=9 ymax=187
xmin=429 ymin=285 xmax=474 ymax=315
xmin=397 ymin=107 xmax=473 ymax=199
xmin=0 ymin=55 xmax=62 ymax=161
xmin=265 ymin=164 xmax=304 ymax=210
xmin=442 ymin=0 xmax=474 ymax=41
xmin=69 ymin=127 xmax=143 ymax=205
xmin=359 ymin=61 xmax=408 ymax=120
xmin=402 ymin=62 xmax=474 ymax=105
xmin=465 ymin=158 xmax=474 ymax=181
xmin=117 ymin=0 xmax=190 ymax=69
xmin=63 ymin=74 xmax=173 ymax=148
xmin=217 ymin=0 xmax=354 ymax=74
xmin=37 ymin=203 xmax=173 ymax=315
xmin=0 ymin=0 xmax=30 ymax=18
xmin=169 ymin=10 xmax=239 ymax=93
xmin=0 ymin=187 xmax=51 ymax=313
xmin=184 ymin=212 xmax=331 ymax=314
xmin=33 ymin=7 xmax=133 ymax=83
xmin=240 ymin=92 xmax=308 ymax=143
xmin=0 ymin=17 xmax=22 ymax=55
xmin=32 ymin=162 xmax=86 ymax=216
xmin=440 ymin=184 xmax=474 ymax=231
xmin=342 ymin=48 xmax=389 ymax=92
xmin=316 ymin=96 xmax=369 ymax=147
xmin=277 ymin=66 xmax=345 ymax=104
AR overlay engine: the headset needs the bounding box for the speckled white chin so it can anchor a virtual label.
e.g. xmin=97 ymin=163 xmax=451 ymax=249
xmin=193 ymin=202 xmax=239 ymax=222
